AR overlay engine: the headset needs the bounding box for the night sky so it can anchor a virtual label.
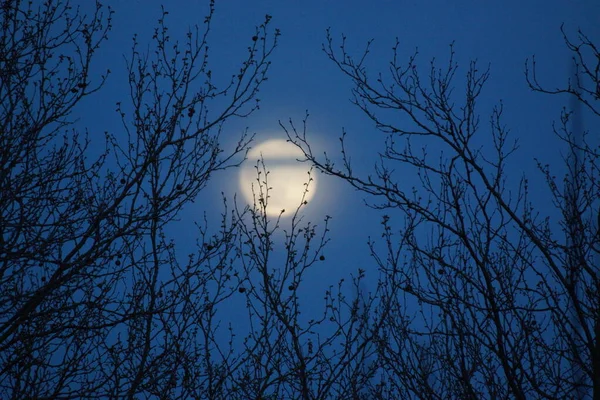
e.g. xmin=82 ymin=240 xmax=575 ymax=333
xmin=75 ymin=0 xmax=599 ymax=330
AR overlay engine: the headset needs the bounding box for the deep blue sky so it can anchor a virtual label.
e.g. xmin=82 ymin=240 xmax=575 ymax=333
xmin=77 ymin=1 xmax=599 ymax=319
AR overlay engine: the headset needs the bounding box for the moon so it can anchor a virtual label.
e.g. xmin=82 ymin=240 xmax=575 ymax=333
xmin=239 ymin=139 xmax=316 ymax=217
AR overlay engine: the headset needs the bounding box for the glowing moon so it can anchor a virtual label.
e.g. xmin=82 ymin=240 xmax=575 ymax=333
xmin=239 ymin=139 xmax=316 ymax=217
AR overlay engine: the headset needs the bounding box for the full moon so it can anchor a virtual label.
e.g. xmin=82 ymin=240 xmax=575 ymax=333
xmin=239 ymin=139 xmax=317 ymax=217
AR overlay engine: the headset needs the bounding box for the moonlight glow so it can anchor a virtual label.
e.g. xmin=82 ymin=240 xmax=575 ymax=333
xmin=239 ymin=139 xmax=316 ymax=217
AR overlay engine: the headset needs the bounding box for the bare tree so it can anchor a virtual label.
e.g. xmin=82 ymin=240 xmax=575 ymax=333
xmin=0 ymin=0 xmax=278 ymax=397
xmin=13 ymin=1 xmax=598 ymax=399
xmin=286 ymin=27 xmax=600 ymax=399
xmin=221 ymin=159 xmax=379 ymax=400
xmin=0 ymin=1 xmax=382 ymax=399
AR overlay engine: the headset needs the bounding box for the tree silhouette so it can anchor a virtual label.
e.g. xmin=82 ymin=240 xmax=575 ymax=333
xmin=4 ymin=1 xmax=598 ymax=399
xmin=0 ymin=0 xmax=276 ymax=397
xmin=286 ymin=27 xmax=600 ymax=399
xmin=0 ymin=1 xmax=376 ymax=398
